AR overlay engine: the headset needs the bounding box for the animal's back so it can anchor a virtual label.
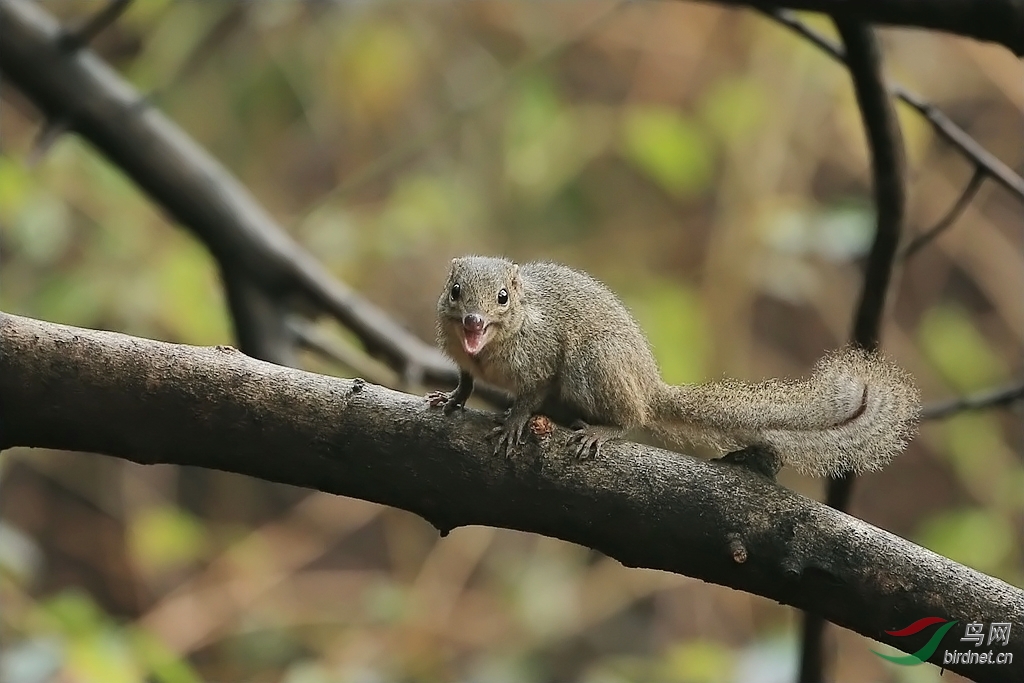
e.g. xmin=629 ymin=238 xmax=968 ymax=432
xmin=520 ymin=261 xmax=663 ymax=426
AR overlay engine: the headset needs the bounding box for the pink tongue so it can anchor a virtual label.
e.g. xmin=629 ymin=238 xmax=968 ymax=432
xmin=462 ymin=329 xmax=486 ymax=355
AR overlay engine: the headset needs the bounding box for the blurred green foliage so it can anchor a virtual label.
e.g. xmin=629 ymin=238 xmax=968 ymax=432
xmin=621 ymin=107 xmax=714 ymax=199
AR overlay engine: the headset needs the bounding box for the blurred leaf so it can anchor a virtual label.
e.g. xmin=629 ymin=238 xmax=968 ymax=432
xmin=0 ymin=156 xmax=32 ymax=219
xmin=11 ymin=193 xmax=72 ymax=266
xmin=699 ymin=78 xmax=766 ymax=146
xmin=916 ymin=509 xmax=1015 ymax=575
xmin=375 ymin=172 xmax=482 ymax=254
xmin=129 ymin=506 xmax=208 ymax=576
xmin=363 ymin=580 xmax=407 ymax=624
xmin=67 ymin=633 xmax=141 ymax=683
xmin=121 ymin=0 xmax=174 ymax=30
xmin=732 ymin=636 xmax=798 ymax=683
xmin=813 ymin=204 xmax=874 ymax=261
xmin=506 ymin=76 xmax=562 ymax=146
xmin=330 ymin=21 xmax=421 ymax=118
xmin=660 ymin=640 xmax=734 ymax=683
xmin=506 ymin=78 xmax=613 ymax=204
xmin=130 ymin=630 xmax=202 ymax=683
xmin=620 ymin=107 xmax=714 ymax=199
xmin=40 ymin=590 xmax=105 ymax=638
xmin=894 ymin=99 xmax=934 ymax=169
xmin=300 ymin=204 xmax=360 ymax=268
xmin=628 ymin=282 xmax=710 ymax=384
xmin=32 ymin=273 xmax=105 ymax=326
xmin=155 ymin=236 xmax=231 ymax=344
xmin=281 ymin=661 xmax=335 ymax=683
xmin=758 ymin=202 xmax=873 ymax=261
xmin=941 ymin=414 xmax=1024 ymax=514
xmin=515 ymin=549 xmax=580 ymax=638
xmin=126 ymin=2 xmax=222 ymax=92
xmin=0 ymin=521 xmax=44 ymax=584
xmin=0 ymin=638 xmax=63 ymax=683
xmin=918 ymin=305 xmax=1007 ymax=391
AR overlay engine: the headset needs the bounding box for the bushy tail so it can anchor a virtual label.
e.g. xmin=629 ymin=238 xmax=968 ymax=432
xmin=653 ymin=348 xmax=920 ymax=477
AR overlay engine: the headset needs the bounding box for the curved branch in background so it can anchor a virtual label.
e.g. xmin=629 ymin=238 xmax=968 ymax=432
xmin=901 ymin=166 xmax=986 ymax=260
xmin=762 ymin=8 xmax=1024 ymax=204
xmin=922 ymin=380 xmax=1024 ymax=421
xmin=799 ymin=19 xmax=908 ymax=683
xmin=0 ymin=310 xmax=1021 ymax=683
xmin=839 ymin=23 xmax=906 ymax=355
xmin=0 ymin=0 xmax=454 ymax=383
xmin=730 ymin=0 xmax=1024 ymax=54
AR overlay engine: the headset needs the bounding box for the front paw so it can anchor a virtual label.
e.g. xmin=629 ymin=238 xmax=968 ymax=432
xmin=489 ymin=414 xmax=531 ymax=458
xmin=426 ymin=390 xmax=463 ymax=414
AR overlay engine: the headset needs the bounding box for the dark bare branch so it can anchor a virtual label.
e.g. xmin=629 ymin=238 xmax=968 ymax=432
xmin=839 ymin=22 xmax=906 ymax=354
xmin=0 ymin=0 xmax=455 ymax=384
xmin=902 ymin=166 xmax=986 ymax=260
xmin=733 ymin=0 xmax=1024 ymax=54
xmin=803 ymin=19 xmax=907 ymax=682
xmin=922 ymin=381 xmax=1024 ymax=420
xmin=894 ymin=87 xmax=1024 ymax=202
xmin=0 ymin=310 xmax=1020 ymax=682
xmin=762 ymin=8 xmax=1024 ymax=204
xmin=57 ymin=0 xmax=132 ymax=52
xmin=220 ymin=266 xmax=297 ymax=366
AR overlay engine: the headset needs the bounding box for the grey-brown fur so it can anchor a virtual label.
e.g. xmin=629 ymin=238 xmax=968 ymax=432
xmin=429 ymin=256 xmax=920 ymax=475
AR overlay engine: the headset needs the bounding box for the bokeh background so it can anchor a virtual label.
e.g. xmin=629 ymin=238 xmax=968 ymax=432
xmin=0 ymin=1 xmax=1021 ymax=682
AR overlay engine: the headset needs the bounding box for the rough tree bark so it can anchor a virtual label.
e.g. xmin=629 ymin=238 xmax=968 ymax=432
xmin=0 ymin=311 xmax=1021 ymax=682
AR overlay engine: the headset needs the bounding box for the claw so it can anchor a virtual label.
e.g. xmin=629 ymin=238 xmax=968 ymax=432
xmin=427 ymin=390 xmax=464 ymax=414
xmin=426 ymin=390 xmax=449 ymax=408
xmin=566 ymin=421 xmax=618 ymax=459
xmin=488 ymin=415 xmax=531 ymax=458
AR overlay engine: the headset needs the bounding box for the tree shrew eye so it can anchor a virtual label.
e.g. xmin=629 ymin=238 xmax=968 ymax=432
xmin=497 ymin=288 xmax=509 ymax=305
xmin=450 ymin=282 xmax=461 ymax=301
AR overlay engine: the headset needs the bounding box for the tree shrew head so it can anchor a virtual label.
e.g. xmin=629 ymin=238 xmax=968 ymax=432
xmin=437 ymin=256 xmax=523 ymax=357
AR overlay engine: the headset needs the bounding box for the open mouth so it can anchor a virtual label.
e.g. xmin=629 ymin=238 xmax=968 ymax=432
xmin=461 ymin=325 xmax=491 ymax=356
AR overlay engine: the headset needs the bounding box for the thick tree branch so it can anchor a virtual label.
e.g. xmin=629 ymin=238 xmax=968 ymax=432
xmin=0 ymin=311 xmax=1021 ymax=682
xmin=733 ymin=0 xmax=1024 ymax=54
xmin=0 ymin=0 xmax=454 ymax=384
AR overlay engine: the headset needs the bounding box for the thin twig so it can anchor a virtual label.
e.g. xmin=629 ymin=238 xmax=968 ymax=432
xmin=57 ymin=0 xmax=132 ymax=51
xmin=922 ymin=381 xmax=1024 ymax=420
xmin=901 ymin=166 xmax=986 ymax=260
xmin=761 ymin=8 xmax=1024 ymax=204
xmin=800 ymin=19 xmax=907 ymax=683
